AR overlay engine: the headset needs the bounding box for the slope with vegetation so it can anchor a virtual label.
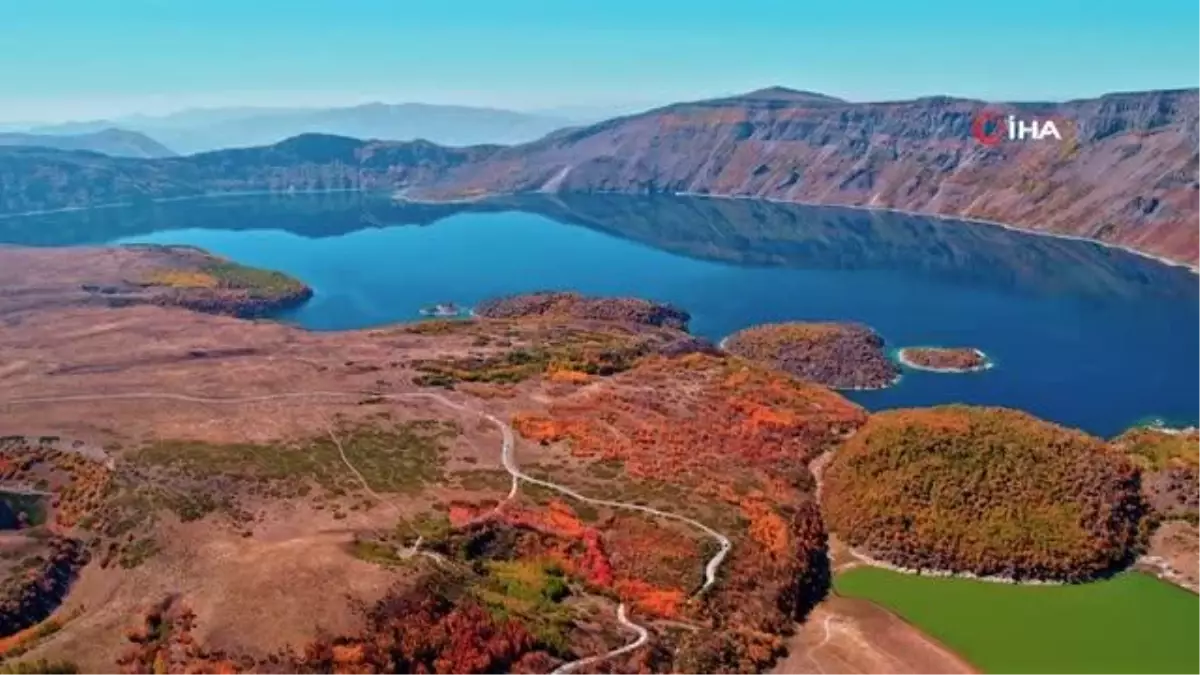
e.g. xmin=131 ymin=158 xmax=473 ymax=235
xmin=475 ymin=291 xmax=691 ymax=330
xmin=821 ymin=406 xmax=1145 ymax=581
xmin=1114 ymin=424 xmax=1198 ymax=522
xmin=723 ymin=322 xmax=900 ymax=389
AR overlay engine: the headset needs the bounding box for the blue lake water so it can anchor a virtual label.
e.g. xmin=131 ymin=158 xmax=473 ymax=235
xmin=2 ymin=192 xmax=1195 ymax=438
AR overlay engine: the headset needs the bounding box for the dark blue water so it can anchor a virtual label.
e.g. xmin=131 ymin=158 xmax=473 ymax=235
xmin=4 ymin=192 xmax=1196 ymax=438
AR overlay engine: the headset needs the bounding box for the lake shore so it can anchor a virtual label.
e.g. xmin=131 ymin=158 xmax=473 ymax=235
xmin=672 ymin=190 xmax=1200 ymax=275
xmin=3 ymin=186 xmax=1196 ymax=275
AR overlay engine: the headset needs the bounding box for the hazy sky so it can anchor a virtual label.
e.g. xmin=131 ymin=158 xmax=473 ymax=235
xmin=2 ymin=0 xmax=1197 ymax=123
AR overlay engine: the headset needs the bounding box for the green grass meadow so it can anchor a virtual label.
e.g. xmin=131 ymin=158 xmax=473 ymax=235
xmin=835 ymin=568 xmax=1200 ymax=674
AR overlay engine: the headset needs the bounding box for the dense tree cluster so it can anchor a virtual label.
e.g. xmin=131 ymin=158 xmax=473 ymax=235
xmin=0 ymin=538 xmax=88 ymax=638
xmin=513 ymin=354 xmax=865 ymax=489
xmin=723 ymin=322 xmax=900 ymax=389
xmin=822 ymin=406 xmax=1145 ymax=581
xmin=294 ymin=584 xmax=551 ymax=674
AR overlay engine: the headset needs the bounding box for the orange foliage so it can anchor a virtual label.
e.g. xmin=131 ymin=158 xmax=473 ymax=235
xmin=296 ymin=585 xmax=549 ymax=674
xmin=515 ymin=356 xmax=864 ymax=489
xmin=448 ymin=502 xmax=482 ymax=527
xmin=498 ymin=503 xmax=614 ymax=588
xmin=741 ymin=497 xmax=790 ymax=558
xmin=546 ymin=368 xmax=592 ymax=384
xmin=614 ymin=579 xmax=685 ymax=618
xmin=504 ymin=354 xmax=861 ymax=670
xmin=510 ymin=413 xmax=572 ymax=444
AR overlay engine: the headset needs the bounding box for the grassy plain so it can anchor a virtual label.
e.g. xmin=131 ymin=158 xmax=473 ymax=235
xmin=835 ymin=567 xmax=1200 ymax=674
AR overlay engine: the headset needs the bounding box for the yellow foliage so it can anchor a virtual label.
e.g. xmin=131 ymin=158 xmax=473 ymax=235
xmin=546 ymin=368 xmax=592 ymax=384
xmin=145 ymin=270 xmax=220 ymax=289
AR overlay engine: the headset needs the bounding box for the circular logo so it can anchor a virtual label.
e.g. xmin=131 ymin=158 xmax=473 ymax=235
xmin=971 ymin=111 xmax=1007 ymax=146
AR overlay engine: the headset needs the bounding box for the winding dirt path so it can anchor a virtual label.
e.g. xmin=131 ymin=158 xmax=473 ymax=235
xmin=2 ymin=388 xmax=731 ymax=671
xmin=552 ymin=603 xmax=649 ymax=674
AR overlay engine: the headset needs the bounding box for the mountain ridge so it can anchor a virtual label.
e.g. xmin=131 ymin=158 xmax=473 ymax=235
xmin=25 ymin=102 xmax=579 ymax=154
xmin=1 ymin=87 xmax=1196 ymax=264
xmin=0 ymin=128 xmax=176 ymax=159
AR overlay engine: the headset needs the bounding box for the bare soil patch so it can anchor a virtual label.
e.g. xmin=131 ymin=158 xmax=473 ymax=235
xmin=772 ymin=595 xmax=977 ymax=674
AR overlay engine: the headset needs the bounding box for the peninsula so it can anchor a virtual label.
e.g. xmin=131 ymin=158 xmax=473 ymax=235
xmin=722 ymin=322 xmax=901 ymax=390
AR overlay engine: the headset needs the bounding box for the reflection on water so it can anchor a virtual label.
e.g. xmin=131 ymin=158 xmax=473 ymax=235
xmin=1 ymin=192 xmax=1195 ymax=437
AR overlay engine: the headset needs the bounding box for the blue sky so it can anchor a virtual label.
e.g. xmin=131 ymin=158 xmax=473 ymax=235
xmin=1 ymin=0 xmax=1197 ymax=122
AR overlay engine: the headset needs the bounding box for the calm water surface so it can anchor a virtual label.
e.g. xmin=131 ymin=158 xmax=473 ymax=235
xmin=3 ymin=192 xmax=1195 ymax=438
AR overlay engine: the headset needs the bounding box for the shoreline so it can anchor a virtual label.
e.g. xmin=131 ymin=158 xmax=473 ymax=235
xmin=896 ymin=347 xmax=994 ymax=374
xmin=0 ymin=188 xmax=368 ymax=221
xmin=842 ymin=545 xmax=1066 ymax=586
xmin=401 ymin=186 xmax=1199 ymax=275
xmin=811 ymin=448 xmax=1063 ymax=587
xmin=1133 ymin=419 xmax=1199 ymax=436
xmin=671 ymin=190 xmax=1200 ymax=275
xmin=2 ymin=186 xmax=1195 ymax=275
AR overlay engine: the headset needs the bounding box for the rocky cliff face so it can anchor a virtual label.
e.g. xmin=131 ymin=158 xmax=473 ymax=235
xmin=2 ymin=88 xmax=1196 ymax=264
xmin=415 ymin=88 xmax=1199 ymax=264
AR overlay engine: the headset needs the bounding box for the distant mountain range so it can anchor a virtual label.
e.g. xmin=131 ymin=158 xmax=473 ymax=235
xmin=1 ymin=87 xmax=1196 ymax=265
xmin=25 ymin=103 xmax=580 ymax=154
xmin=0 ymin=128 xmax=176 ymax=159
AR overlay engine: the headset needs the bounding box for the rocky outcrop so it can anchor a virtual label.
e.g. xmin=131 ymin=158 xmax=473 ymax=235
xmin=723 ymin=322 xmax=900 ymax=389
xmin=475 ymin=291 xmax=690 ymax=330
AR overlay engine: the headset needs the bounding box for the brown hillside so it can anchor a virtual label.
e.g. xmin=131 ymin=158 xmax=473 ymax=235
xmin=417 ymin=89 xmax=1200 ymax=265
xmin=0 ymin=244 xmax=867 ymax=673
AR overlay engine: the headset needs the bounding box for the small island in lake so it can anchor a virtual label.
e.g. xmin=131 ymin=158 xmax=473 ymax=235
xmin=418 ymin=302 xmax=471 ymax=318
xmin=721 ymin=321 xmax=901 ymax=390
xmin=897 ymin=346 xmax=992 ymax=373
